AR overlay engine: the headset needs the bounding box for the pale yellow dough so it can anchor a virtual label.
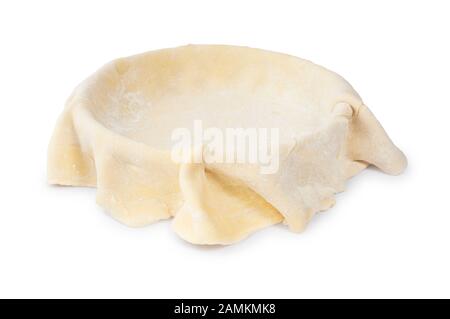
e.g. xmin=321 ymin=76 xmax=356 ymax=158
xmin=48 ymin=45 xmax=407 ymax=245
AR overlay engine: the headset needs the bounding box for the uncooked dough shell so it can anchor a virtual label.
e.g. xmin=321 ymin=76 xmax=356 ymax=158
xmin=48 ymin=45 xmax=407 ymax=245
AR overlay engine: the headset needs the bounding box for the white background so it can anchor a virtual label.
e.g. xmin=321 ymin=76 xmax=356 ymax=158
xmin=1 ymin=0 xmax=449 ymax=299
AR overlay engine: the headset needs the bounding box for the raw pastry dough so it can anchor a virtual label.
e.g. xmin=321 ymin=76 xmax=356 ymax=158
xmin=48 ymin=45 xmax=407 ymax=245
